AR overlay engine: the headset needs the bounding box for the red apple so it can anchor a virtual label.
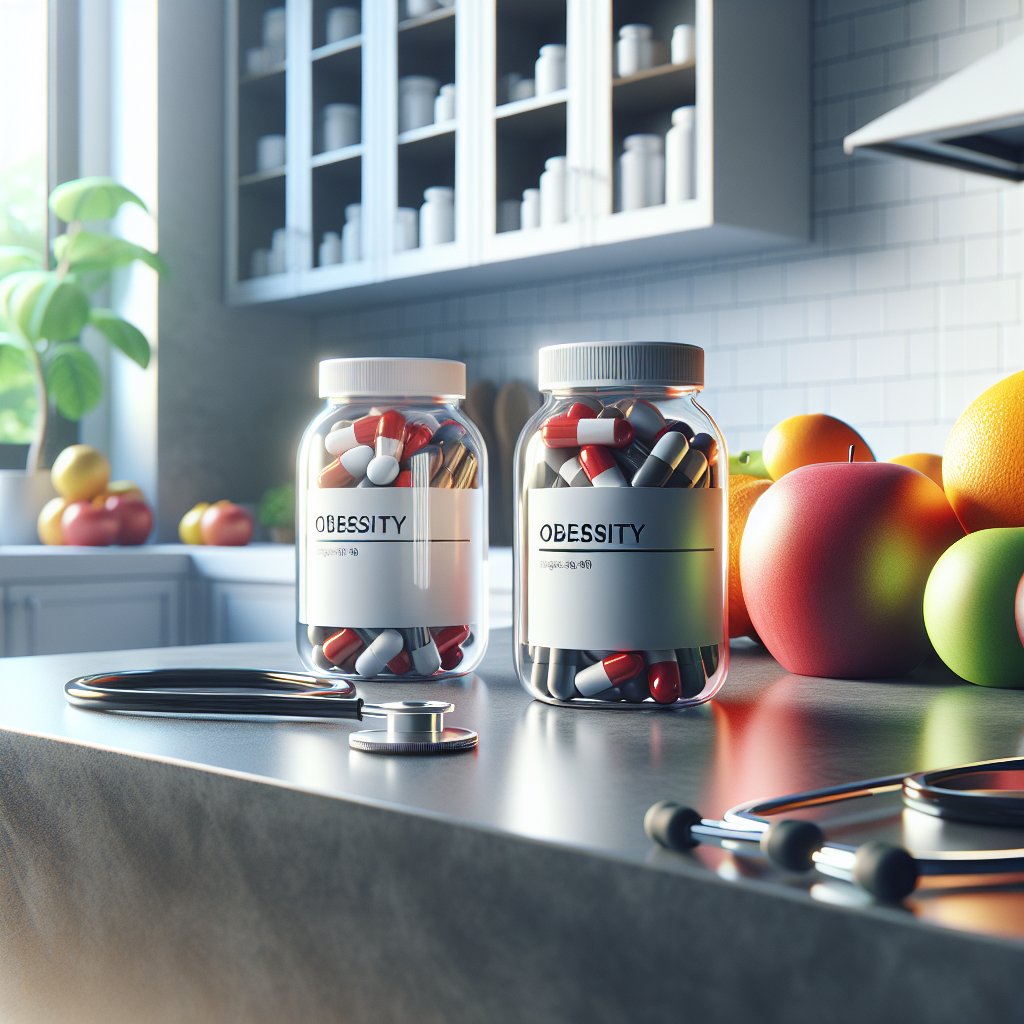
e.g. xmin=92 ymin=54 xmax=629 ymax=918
xmin=739 ymin=462 xmax=964 ymax=678
xmin=199 ymin=501 xmax=253 ymax=546
xmin=61 ymin=499 xmax=120 ymax=547
xmin=103 ymin=493 xmax=153 ymax=545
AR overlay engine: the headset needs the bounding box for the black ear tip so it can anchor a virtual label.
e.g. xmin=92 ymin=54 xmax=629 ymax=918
xmin=760 ymin=819 xmax=825 ymax=872
xmin=645 ymin=801 xmax=701 ymax=851
xmin=853 ymin=841 xmax=919 ymax=902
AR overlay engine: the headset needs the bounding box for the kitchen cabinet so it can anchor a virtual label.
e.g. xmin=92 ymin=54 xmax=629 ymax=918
xmin=226 ymin=0 xmax=809 ymax=310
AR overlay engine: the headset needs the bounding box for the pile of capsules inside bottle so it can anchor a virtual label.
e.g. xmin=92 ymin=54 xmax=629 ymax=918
xmin=523 ymin=394 xmax=721 ymax=705
xmin=304 ymin=407 xmax=480 ymax=678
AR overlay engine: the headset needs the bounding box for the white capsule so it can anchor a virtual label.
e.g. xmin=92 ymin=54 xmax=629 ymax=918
xmin=340 ymin=444 xmax=374 ymax=481
xmin=366 ymin=454 xmax=400 ymax=486
xmin=558 ymin=456 xmax=590 ymax=487
xmin=355 ymin=629 xmax=404 ymax=677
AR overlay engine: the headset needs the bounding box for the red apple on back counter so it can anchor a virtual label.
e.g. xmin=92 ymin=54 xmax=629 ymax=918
xmin=739 ymin=460 xmax=964 ymax=678
xmin=200 ymin=500 xmax=253 ymax=546
xmin=103 ymin=493 xmax=153 ymax=545
xmin=61 ymin=499 xmax=120 ymax=546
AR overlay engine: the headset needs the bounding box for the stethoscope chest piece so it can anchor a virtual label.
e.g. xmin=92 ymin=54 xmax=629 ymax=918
xmin=350 ymin=701 xmax=478 ymax=754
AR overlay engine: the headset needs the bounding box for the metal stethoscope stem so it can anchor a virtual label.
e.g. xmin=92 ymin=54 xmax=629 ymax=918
xmin=647 ymin=759 xmax=1024 ymax=903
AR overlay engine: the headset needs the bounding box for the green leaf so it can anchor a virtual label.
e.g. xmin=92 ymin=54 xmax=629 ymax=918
xmin=89 ymin=309 xmax=150 ymax=368
xmin=49 ymin=176 xmax=147 ymax=223
xmin=729 ymin=450 xmax=772 ymax=480
xmin=0 ymin=246 xmax=43 ymax=279
xmin=9 ymin=272 xmax=91 ymax=342
xmin=0 ymin=330 xmax=31 ymax=354
xmin=45 ymin=343 xmax=103 ymax=420
xmin=54 ymin=231 xmax=169 ymax=277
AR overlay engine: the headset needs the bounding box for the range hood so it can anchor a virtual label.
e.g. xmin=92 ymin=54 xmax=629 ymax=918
xmin=844 ymin=34 xmax=1024 ymax=181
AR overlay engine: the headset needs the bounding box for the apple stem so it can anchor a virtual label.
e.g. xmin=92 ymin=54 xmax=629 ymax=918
xmin=848 ymin=444 xmax=855 ymax=463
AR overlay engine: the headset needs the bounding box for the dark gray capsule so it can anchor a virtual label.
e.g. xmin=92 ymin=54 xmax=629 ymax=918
xmin=632 ymin=430 xmax=689 ymax=488
xmin=597 ymin=406 xmax=625 ymax=419
xmin=677 ymin=647 xmax=707 ymax=698
xmin=700 ymin=645 xmax=719 ymax=677
xmin=611 ymin=438 xmax=651 ymax=479
xmin=530 ymin=647 xmax=551 ymax=696
xmin=592 ymin=685 xmax=624 ymax=702
xmin=547 ymin=649 xmax=578 ymax=701
xmin=619 ymin=672 xmax=651 ymax=703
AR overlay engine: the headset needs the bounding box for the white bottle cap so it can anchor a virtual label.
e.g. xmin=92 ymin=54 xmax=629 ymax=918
xmin=544 ymin=155 xmax=567 ymax=171
xmin=538 ymin=342 xmax=704 ymax=390
xmin=619 ymin=23 xmax=652 ymax=37
xmin=345 ymin=203 xmax=361 ymax=219
xmin=319 ymin=357 xmax=466 ymax=398
xmin=423 ymin=186 xmax=455 ymax=203
xmin=538 ymin=43 xmax=566 ymax=57
xmin=624 ymin=133 xmax=663 ymax=151
xmin=672 ymin=105 xmax=696 ymax=126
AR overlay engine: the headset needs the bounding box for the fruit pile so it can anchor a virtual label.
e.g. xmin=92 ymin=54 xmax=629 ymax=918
xmin=178 ymin=501 xmax=254 ymax=546
xmin=729 ymin=370 xmax=1024 ymax=689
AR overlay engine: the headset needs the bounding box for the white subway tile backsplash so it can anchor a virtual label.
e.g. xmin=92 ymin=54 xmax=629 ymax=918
xmin=329 ymin=3 xmax=1021 ymax=464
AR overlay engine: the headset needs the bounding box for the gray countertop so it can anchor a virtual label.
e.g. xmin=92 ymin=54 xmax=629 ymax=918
xmin=0 ymin=631 xmax=1022 ymax=1023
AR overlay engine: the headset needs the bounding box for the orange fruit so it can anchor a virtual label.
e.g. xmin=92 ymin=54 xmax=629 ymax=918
xmin=943 ymin=370 xmax=1024 ymax=532
xmin=762 ymin=414 xmax=874 ymax=480
xmin=729 ymin=475 xmax=772 ymax=638
xmin=888 ymin=453 xmax=943 ymax=490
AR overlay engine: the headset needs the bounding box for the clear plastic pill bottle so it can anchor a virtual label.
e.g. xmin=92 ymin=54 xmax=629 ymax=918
xmin=513 ymin=342 xmax=728 ymax=708
xmin=297 ymin=358 xmax=488 ymax=680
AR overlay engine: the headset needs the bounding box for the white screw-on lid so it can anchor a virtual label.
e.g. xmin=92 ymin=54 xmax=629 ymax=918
xmin=624 ymin=133 xmax=664 ymax=151
xmin=619 ymin=23 xmax=653 ymax=37
xmin=538 ymin=341 xmax=703 ymax=390
xmin=319 ymin=357 xmax=465 ymax=398
xmin=672 ymin=105 xmax=696 ymax=125
xmin=423 ymin=186 xmax=454 ymax=203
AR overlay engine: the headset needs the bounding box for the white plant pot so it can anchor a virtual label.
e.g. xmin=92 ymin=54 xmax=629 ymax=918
xmin=0 ymin=469 xmax=57 ymax=545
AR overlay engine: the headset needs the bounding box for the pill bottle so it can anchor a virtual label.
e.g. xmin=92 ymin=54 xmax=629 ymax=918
xmin=297 ymin=358 xmax=488 ymax=681
xmin=513 ymin=341 xmax=728 ymax=708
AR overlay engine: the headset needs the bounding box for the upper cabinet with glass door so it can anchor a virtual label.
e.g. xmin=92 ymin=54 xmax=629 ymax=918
xmin=226 ymin=0 xmax=809 ymax=308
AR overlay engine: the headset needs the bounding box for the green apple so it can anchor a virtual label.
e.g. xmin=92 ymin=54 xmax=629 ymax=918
xmin=729 ymin=449 xmax=771 ymax=480
xmin=923 ymin=528 xmax=1024 ymax=688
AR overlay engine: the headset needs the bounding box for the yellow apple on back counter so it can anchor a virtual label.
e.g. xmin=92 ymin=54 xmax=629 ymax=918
xmin=37 ymin=497 xmax=70 ymax=545
xmin=50 ymin=444 xmax=111 ymax=502
xmin=178 ymin=502 xmax=210 ymax=545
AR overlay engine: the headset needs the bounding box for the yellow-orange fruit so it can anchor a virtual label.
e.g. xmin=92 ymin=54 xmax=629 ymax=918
xmin=178 ymin=502 xmax=210 ymax=544
xmin=888 ymin=453 xmax=943 ymax=490
xmin=728 ymin=475 xmax=772 ymax=638
xmin=943 ymin=370 xmax=1024 ymax=533
xmin=37 ymin=497 xmax=69 ymax=545
xmin=50 ymin=444 xmax=111 ymax=501
xmin=762 ymin=414 xmax=874 ymax=480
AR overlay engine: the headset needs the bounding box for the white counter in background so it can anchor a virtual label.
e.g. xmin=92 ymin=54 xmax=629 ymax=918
xmin=0 ymin=545 xmax=513 ymax=657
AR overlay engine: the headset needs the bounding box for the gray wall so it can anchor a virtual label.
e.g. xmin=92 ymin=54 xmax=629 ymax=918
xmin=157 ymin=1 xmax=317 ymax=540
xmin=312 ymin=0 xmax=1023 ymax=462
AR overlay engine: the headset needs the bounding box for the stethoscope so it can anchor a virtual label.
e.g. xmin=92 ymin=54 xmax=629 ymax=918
xmin=646 ymin=757 xmax=1024 ymax=903
xmin=64 ymin=668 xmax=478 ymax=754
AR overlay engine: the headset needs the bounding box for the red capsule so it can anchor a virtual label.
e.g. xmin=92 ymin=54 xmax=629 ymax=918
xmin=579 ymin=445 xmax=627 ymax=487
xmin=648 ymin=661 xmax=682 ymax=704
xmin=440 ymin=645 xmax=464 ymax=671
xmin=387 ymin=648 xmax=413 ymax=675
xmin=375 ymin=409 xmax=407 ymax=461
xmin=394 ymin=469 xmax=412 ymax=487
xmin=574 ymin=652 xmax=645 ymax=696
xmin=402 ymin=421 xmax=434 ymax=461
xmin=322 ymin=628 xmax=363 ymax=666
xmin=541 ymin=416 xmax=635 ymax=449
xmin=325 ymin=414 xmax=380 ymax=456
xmin=566 ymin=402 xmax=597 ymax=419
xmin=432 ymin=624 xmax=470 ymax=654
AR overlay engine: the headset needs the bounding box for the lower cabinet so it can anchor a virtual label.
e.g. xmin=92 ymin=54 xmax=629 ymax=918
xmin=208 ymin=581 xmax=295 ymax=644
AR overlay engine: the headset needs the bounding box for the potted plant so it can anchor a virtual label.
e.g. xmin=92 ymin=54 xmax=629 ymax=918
xmin=259 ymin=483 xmax=295 ymax=544
xmin=0 ymin=177 xmax=166 ymax=543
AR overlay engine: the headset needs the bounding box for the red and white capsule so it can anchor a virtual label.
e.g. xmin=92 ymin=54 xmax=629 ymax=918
xmin=318 ymin=444 xmax=374 ymax=488
xmin=575 ymin=652 xmax=645 ymax=697
xmin=402 ymin=420 xmax=434 ymax=461
xmin=645 ymin=650 xmax=682 ymax=704
xmin=325 ymin=414 xmax=380 ymax=456
xmin=321 ymin=628 xmax=364 ymax=666
xmin=541 ymin=416 xmax=635 ymax=449
xmin=579 ymin=445 xmax=627 ymax=487
xmin=366 ymin=410 xmax=407 ymax=485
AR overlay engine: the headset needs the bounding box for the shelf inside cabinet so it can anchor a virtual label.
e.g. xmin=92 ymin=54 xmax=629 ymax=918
xmin=312 ymin=34 xmax=361 ymax=62
xmin=399 ymin=120 xmax=455 ymax=148
xmin=495 ymin=89 xmax=567 ymax=129
xmin=239 ymin=166 xmax=287 ymax=187
xmin=239 ymin=65 xmax=287 ymax=92
xmin=612 ymin=61 xmax=694 ymax=115
xmin=311 ymin=144 xmax=363 ymax=168
xmin=398 ymin=6 xmax=456 ymax=36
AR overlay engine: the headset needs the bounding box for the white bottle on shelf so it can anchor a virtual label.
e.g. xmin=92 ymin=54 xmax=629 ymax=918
xmin=326 ymin=7 xmax=360 ymax=44
xmin=323 ymin=103 xmax=360 ymax=151
xmin=619 ymin=134 xmax=664 ymax=211
xmin=256 ymin=134 xmax=286 ymax=172
xmin=671 ymin=24 xmax=696 ymax=65
xmin=665 ymin=106 xmax=696 ymax=203
xmin=404 ymin=0 xmax=438 ymax=19
xmin=535 ymin=44 xmax=566 ymax=97
xmin=434 ymin=83 xmax=456 ymax=123
xmin=521 ymin=188 xmax=540 ymax=229
xmin=342 ymin=204 xmax=362 ymax=262
xmin=539 ymin=156 xmax=567 ymax=226
xmin=616 ymin=24 xmax=653 ymax=78
xmin=399 ymin=76 xmax=440 ymax=133
xmin=395 ymin=207 xmax=419 ymax=251
xmin=245 ymin=47 xmax=265 ymax=76
xmin=420 ymin=187 xmax=455 ymax=247
xmin=319 ymin=232 xmax=342 ymax=266
xmin=497 ymin=199 xmax=521 ymax=233
xmin=263 ymin=7 xmax=286 ymax=67
xmin=510 ymin=77 xmax=535 ymax=102
xmin=269 ymin=228 xmax=288 ymax=274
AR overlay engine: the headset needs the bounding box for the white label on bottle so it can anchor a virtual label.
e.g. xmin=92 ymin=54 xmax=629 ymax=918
xmin=527 ymin=487 xmax=723 ymax=651
xmin=302 ymin=488 xmax=484 ymax=628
